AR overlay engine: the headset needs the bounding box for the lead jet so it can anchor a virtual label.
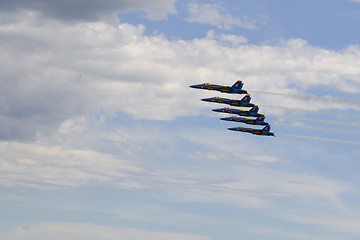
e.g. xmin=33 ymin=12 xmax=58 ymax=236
xmin=228 ymin=125 xmax=275 ymax=136
xmin=220 ymin=115 xmax=269 ymax=126
xmin=189 ymin=80 xmax=247 ymax=94
xmin=212 ymin=106 xmax=264 ymax=118
xmin=201 ymin=94 xmax=255 ymax=107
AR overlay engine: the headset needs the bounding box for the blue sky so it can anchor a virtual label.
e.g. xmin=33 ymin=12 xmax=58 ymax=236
xmin=1 ymin=0 xmax=360 ymax=240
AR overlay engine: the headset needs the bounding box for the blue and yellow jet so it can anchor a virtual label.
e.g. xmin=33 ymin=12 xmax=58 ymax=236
xmin=212 ymin=106 xmax=264 ymax=118
xmin=228 ymin=125 xmax=275 ymax=136
xmin=201 ymin=94 xmax=255 ymax=107
xmin=220 ymin=115 xmax=269 ymax=126
xmin=189 ymin=80 xmax=247 ymax=94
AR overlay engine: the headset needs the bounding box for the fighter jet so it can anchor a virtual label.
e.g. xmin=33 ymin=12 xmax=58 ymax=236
xmin=228 ymin=125 xmax=275 ymax=136
xmin=220 ymin=115 xmax=269 ymax=126
xmin=201 ymin=94 xmax=255 ymax=107
xmin=212 ymin=106 xmax=264 ymax=118
xmin=189 ymin=80 xmax=247 ymax=94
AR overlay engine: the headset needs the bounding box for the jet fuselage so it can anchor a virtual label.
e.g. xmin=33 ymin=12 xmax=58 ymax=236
xmin=220 ymin=116 xmax=269 ymax=126
xmin=228 ymin=126 xmax=275 ymax=136
xmin=201 ymin=97 xmax=255 ymax=107
xmin=189 ymin=81 xmax=247 ymax=94
xmin=212 ymin=107 xmax=264 ymax=118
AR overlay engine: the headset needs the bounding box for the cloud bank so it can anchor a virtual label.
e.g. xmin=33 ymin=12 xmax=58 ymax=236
xmin=1 ymin=11 xmax=360 ymax=142
xmin=186 ymin=3 xmax=267 ymax=30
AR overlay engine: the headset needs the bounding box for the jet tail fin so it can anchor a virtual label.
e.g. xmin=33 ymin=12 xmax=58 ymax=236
xmin=249 ymin=105 xmax=259 ymax=113
xmin=230 ymin=80 xmax=244 ymax=90
xmin=240 ymin=94 xmax=251 ymax=103
xmin=262 ymin=125 xmax=271 ymax=132
xmin=256 ymin=115 xmax=265 ymax=122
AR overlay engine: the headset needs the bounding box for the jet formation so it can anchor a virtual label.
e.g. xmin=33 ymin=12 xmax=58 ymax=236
xmin=190 ymin=80 xmax=275 ymax=136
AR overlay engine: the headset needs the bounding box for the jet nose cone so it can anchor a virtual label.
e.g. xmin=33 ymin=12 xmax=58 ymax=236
xmin=212 ymin=108 xmax=223 ymax=112
xmin=222 ymin=117 xmax=235 ymax=121
xmin=201 ymin=97 xmax=212 ymax=102
xmin=189 ymin=84 xmax=202 ymax=89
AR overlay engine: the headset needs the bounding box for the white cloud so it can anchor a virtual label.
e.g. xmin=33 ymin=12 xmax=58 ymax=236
xmin=219 ymin=33 xmax=248 ymax=46
xmin=0 ymin=141 xmax=143 ymax=189
xmin=186 ymin=3 xmax=267 ymax=30
xmin=206 ymin=30 xmax=248 ymax=46
xmin=0 ymin=223 xmax=212 ymax=240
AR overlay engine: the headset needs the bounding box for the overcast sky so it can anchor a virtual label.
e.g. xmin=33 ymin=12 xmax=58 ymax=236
xmin=1 ymin=0 xmax=360 ymax=239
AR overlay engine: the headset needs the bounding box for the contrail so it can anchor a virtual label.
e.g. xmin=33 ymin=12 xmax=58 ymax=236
xmin=277 ymin=116 xmax=360 ymax=128
xmin=257 ymin=104 xmax=360 ymax=120
xmin=279 ymin=133 xmax=360 ymax=146
xmin=261 ymin=104 xmax=319 ymax=113
xmin=260 ymin=104 xmax=339 ymax=116
xmin=278 ymin=123 xmax=360 ymax=135
xmin=249 ymin=91 xmax=360 ymax=106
